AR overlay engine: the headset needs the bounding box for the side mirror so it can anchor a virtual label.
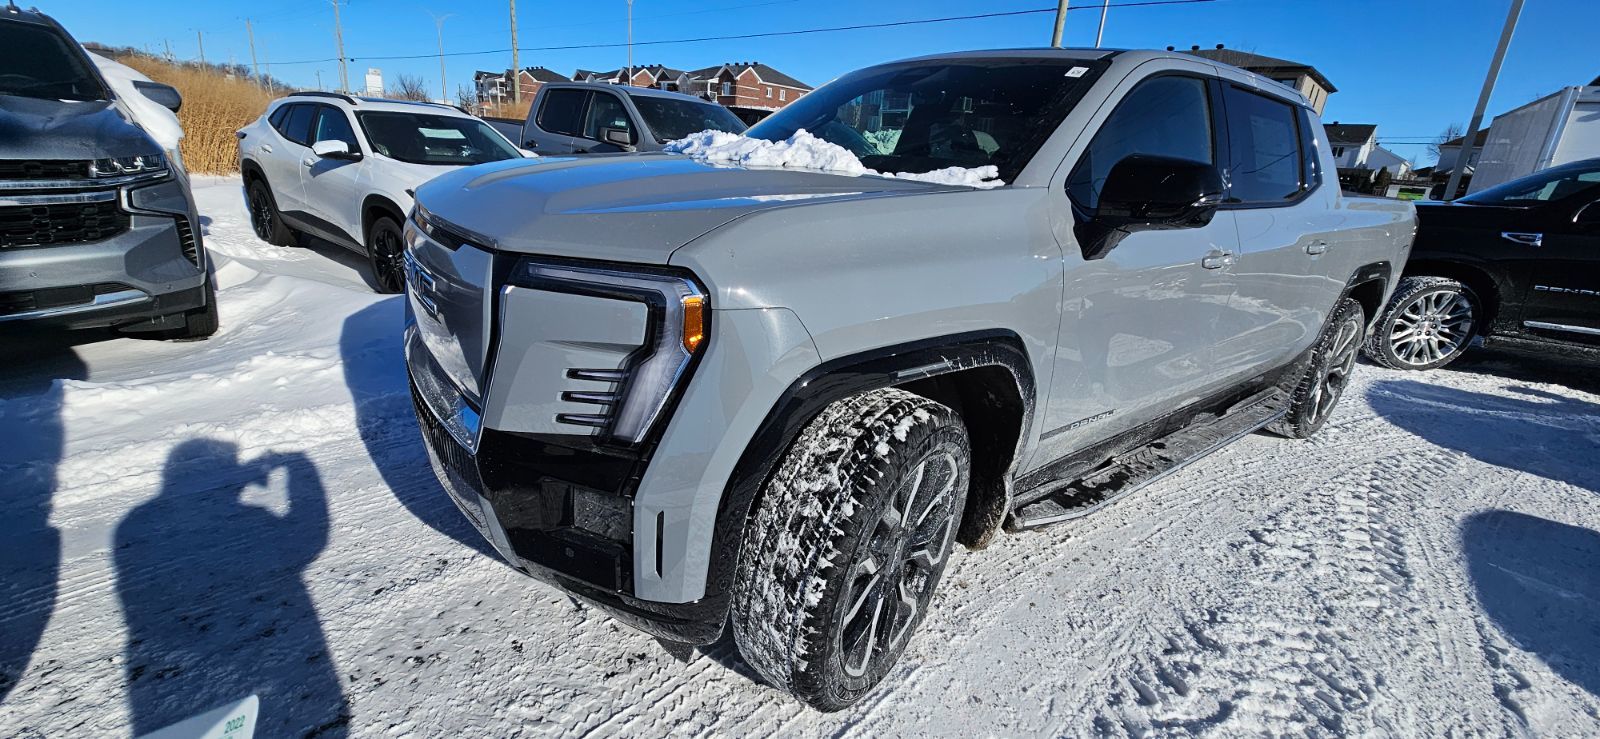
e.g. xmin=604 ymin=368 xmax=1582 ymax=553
xmin=1076 ymin=154 xmax=1225 ymax=260
xmin=311 ymin=139 xmax=360 ymax=161
xmin=132 ymin=80 xmax=182 ymax=113
xmin=600 ymin=127 xmax=636 ymax=151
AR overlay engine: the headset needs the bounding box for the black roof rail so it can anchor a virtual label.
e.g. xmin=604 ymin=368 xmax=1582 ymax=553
xmin=288 ymin=91 xmax=358 ymax=105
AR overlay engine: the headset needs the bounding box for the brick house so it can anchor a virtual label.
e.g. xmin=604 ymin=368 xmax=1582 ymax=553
xmin=569 ymin=61 xmax=812 ymax=125
xmin=474 ymin=66 xmax=570 ymax=108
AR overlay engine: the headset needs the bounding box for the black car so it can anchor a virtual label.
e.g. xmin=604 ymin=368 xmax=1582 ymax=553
xmin=1364 ymin=158 xmax=1600 ymax=370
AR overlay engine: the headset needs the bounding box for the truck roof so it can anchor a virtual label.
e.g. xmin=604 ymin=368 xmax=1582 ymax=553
xmin=538 ymin=81 xmax=721 ymax=104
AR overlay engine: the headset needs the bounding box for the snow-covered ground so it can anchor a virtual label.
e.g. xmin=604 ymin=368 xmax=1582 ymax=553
xmin=4 ymin=176 xmax=1600 ymax=736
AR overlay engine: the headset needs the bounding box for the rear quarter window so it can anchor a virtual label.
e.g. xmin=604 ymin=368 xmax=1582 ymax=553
xmin=537 ymin=89 xmax=587 ymax=137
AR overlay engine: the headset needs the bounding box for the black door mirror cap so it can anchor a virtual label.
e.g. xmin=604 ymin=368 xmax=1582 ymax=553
xmin=1077 ymin=154 xmax=1226 ymax=260
xmin=131 ymin=80 xmax=183 ymax=113
xmin=1575 ymin=200 xmax=1600 ymax=226
xmin=600 ymin=127 xmax=636 ymax=150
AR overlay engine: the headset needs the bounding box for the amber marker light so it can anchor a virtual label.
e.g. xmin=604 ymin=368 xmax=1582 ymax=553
xmin=682 ymin=294 xmax=707 ymax=353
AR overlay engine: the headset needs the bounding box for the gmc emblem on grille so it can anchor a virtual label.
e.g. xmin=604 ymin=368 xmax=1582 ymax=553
xmin=404 ymin=250 xmax=441 ymax=320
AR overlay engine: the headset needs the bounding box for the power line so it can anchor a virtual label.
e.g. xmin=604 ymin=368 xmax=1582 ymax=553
xmin=256 ymin=0 xmax=1219 ymax=67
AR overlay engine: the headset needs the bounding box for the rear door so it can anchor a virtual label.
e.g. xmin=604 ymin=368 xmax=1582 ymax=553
xmin=522 ymin=88 xmax=587 ymax=154
xmin=1213 ymin=85 xmax=1348 ymax=379
xmin=1043 ymin=72 xmax=1239 ymax=457
xmin=262 ymin=103 xmax=315 ymax=212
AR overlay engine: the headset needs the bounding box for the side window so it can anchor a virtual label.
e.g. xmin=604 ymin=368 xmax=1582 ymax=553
xmin=537 ymin=89 xmax=587 ymax=137
xmin=1067 ymin=76 xmax=1214 ymax=211
xmin=1222 ymin=86 xmax=1305 ymax=203
xmin=281 ymin=104 xmax=316 ymax=146
xmin=268 ymin=105 xmax=290 ymax=130
xmin=582 ymin=92 xmax=632 ymax=141
xmin=1299 ymin=108 xmax=1323 ymax=191
xmin=312 ymin=106 xmax=361 ymax=152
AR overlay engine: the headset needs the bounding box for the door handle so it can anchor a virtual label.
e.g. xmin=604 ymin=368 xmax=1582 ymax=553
xmin=1306 ymin=240 xmax=1329 ymax=256
xmin=257 ymin=144 xmax=273 ymax=154
xmin=302 ymin=157 xmax=316 ymax=168
xmin=1501 ymin=231 xmax=1543 ymax=247
xmin=1201 ymin=252 xmax=1236 ymax=270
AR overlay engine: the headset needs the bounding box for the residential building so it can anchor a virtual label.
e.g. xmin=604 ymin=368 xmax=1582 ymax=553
xmin=1429 ymin=128 xmax=1488 ymax=199
xmin=474 ymin=66 xmax=571 ymax=109
xmin=1324 ymin=122 xmax=1412 ymax=193
xmin=1185 ymin=46 xmax=1337 ymax=115
xmin=570 ymin=61 xmax=813 ymax=124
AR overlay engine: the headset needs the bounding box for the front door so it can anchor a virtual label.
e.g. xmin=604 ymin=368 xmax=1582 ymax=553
xmin=1522 ymin=194 xmax=1600 ymax=344
xmin=523 ymin=88 xmax=588 ymax=154
xmin=1042 ymin=72 xmax=1238 ymax=458
xmin=299 ymin=104 xmax=366 ymax=246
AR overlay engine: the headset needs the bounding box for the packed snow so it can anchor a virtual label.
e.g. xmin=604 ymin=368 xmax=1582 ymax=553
xmin=87 ymin=52 xmax=184 ymax=154
xmin=666 ymin=129 xmax=1005 ymax=189
xmin=4 ymin=176 xmax=1600 ymax=735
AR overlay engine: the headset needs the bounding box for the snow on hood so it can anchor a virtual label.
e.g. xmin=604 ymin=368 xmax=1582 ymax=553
xmin=87 ymin=51 xmax=184 ymax=153
xmin=664 ymin=129 xmax=1005 ymax=189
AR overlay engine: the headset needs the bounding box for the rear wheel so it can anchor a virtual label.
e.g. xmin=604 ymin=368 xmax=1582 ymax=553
xmin=731 ymin=388 xmax=970 ymax=711
xmin=365 ymin=216 xmax=406 ymax=294
xmin=246 ymin=178 xmax=295 ymax=247
xmin=1270 ymin=297 xmax=1365 ymax=439
xmin=1362 ymin=276 xmax=1478 ymax=371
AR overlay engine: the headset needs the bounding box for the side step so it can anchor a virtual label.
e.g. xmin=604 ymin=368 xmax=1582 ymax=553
xmin=1008 ymin=389 xmax=1287 ymax=531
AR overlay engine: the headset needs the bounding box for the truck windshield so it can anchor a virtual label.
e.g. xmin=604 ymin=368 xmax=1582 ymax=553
xmin=357 ymin=112 xmax=520 ymax=166
xmin=746 ymin=58 xmax=1105 ymax=182
xmin=1456 ymin=160 xmax=1600 ymax=206
xmin=0 ymin=21 xmax=108 ymax=101
xmin=631 ymin=95 xmax=746 ymax=142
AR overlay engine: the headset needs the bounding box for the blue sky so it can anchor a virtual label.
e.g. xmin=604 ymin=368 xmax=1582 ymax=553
xmin=50 ymin=0 xmax=1600 ymax=165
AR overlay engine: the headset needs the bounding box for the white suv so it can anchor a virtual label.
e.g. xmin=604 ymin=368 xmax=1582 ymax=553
xmin=237 ymin=92 xmax=524 ymax=292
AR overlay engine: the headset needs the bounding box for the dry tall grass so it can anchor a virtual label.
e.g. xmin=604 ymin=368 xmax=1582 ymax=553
xmin=116 ymin=55 xmax=277 ymax=174
xmin=482 ymin=98 xmax=532 ymax=122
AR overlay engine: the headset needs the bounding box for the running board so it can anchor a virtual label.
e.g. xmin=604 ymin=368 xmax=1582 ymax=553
xmin=1008 ymin=389 xmax=1287 ymax=531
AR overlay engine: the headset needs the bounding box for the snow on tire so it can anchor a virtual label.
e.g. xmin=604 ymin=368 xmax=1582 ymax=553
xmin=1269 ymin=297 xmax=1365 ymax=440
xmin=730 ymin=387 xmax=970 ymax=711
xmin=1361 ymin=276 xmax=1479 ymax=371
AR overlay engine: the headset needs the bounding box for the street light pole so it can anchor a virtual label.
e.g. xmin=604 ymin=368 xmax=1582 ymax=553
xmin=428 ymin=11 xmax=453 ymax=103
xmin=627 ymin=0 xmax=635 ymax=85
xmin=1095 ymin=0 xmax=1109 ymax=48
xmin=1051 ymin=0 xmax=1069 ymax=48
xmin=1444 ymin=0 xmax=1525 ymax=201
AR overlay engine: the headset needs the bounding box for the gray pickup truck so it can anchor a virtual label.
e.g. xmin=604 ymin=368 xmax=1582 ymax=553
xmin=403 ymin=49 xmax=1414 ymax=710
xmin=517 ymin=82 xmax=746 ymax=154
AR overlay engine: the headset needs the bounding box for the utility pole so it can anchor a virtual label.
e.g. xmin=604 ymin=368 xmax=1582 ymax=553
xmin=163 ymin=39 xmax=173 ymax=63
xmin=246 ymin=19 xmax=261 ymax=88
xmin=316 ymin=70 xmax=323 ymax=90
xmin=627 ymin=0 xmax=634 ymax=84
xmin=509 ymin=0 xmax=520 ymax=104
xmin=1095 ymin=0 xmax=1108 ymax=48
xmin=196 ymin=31 xmax=206 ymax=67
xmin=1051 ymin=0 xmax=1069 ymax=48
xmin=1444 ymin=0 xmax=1525 ymax=201
xmin=428 ymin=11 xmax=453 ymax=102
xmin=330 ymin=0 xmax=349 ymax=93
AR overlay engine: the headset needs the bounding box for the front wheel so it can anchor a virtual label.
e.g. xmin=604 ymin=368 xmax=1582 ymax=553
xmin=1270 ymin=297 xmax=1365 ymax=439
xmin=365 ymin=216 xmax=406 ymax=294
xmin=731 ymin=388 xmax=970 ymax=711
xmin=1362 ymin=276 xmax=1478 ymax=371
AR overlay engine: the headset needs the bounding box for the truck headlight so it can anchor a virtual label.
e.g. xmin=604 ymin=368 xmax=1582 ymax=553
xmin=90 ymin=151 xmax=168 ymax=179
xmin=510 ymin=259 xmax=708 ymax=445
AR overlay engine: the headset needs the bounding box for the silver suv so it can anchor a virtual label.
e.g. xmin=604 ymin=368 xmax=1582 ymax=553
xmin=0 ymin=8 xmax=214 ymax=338
xmin=403 ymin=49 xmax=1414 ymax=709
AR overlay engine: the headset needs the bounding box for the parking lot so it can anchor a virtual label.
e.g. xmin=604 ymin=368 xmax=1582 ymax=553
xmin=2 ymin=175 xmax=1598 ymax=735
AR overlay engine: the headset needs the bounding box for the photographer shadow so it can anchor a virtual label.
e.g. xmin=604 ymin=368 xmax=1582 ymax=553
xmin=115 ymin=440 xmax=348 ymax=736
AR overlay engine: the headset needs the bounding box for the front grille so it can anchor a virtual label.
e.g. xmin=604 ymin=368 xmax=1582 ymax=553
xmin=175 ymin=215 xmax=200 ymax=267
xmin=0 ymin=201 xmax=129 ymax=249
xmin=0 ymin=160 xmax=89 ymax=181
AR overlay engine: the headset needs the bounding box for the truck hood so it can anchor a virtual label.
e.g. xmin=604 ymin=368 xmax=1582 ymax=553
xmin=0 ymin=94 xmax=158 ymax=160
xmin=411 ymin=154 xmax=961 ymax=264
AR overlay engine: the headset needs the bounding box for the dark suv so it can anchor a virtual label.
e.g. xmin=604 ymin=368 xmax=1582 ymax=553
xmin=0 ymin=7 xmax=215 ymax=338
xmin=1364 ymin=158 xmax=1600 ymax=370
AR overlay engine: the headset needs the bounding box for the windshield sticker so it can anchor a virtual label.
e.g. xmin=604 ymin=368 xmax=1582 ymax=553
xmin=1066 ymin=66 xmax=1089 ymax=78
xmin=419 ymin=128 xmax=468 ymax=140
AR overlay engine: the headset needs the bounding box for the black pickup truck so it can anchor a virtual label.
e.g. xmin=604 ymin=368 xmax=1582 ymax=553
xmin=1364 ymin=157 xmax=1600 ymax=370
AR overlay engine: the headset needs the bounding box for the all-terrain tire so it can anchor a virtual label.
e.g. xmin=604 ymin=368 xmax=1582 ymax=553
xmin=1361 ymin=276 xmax=1479 ymax=371
xmin=731 ymin=387 xmax=970 ymax=712
xmin=1269 ymin=297 xmax=1365 ymax=439
xmin=246 ymin=178 xmax=296 ymax=247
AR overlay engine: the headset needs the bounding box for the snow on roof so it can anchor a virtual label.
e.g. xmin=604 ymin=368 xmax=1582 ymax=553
xmin=664 ymin=129 xmax=1003 ymax=188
